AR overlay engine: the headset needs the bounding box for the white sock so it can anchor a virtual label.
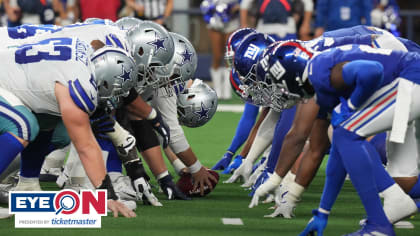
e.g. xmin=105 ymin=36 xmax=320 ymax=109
xmin=222 ymin=67 xmax=232 ymax=99
xmin=381 ymin=183 xmax=407 ymax=200
xmin=210 ymin=67 xmax=222 ymax=98
xmin=43 ymin=145 xmax=70 ymax=170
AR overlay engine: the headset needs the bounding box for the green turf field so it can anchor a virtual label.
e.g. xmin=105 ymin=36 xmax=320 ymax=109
xmin=0 ymin=111 xmax=418 ymax=235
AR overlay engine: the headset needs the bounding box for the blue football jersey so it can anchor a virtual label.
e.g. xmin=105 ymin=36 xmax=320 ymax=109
xmin=307 ymin=44 xmax=420 ymax=118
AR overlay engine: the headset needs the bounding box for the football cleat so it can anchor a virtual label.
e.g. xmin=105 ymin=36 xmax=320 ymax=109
xmin=14 ymin=177 xmax=42 ymax=191
xmin=221 ymin=155 xmax=243 ymax=174
xmin=133 ymin=177 xmax=162 ymax=206
xmin=109 ymin=172 xmax=137 ymax=201
xmin=158 ymin=174 xmax=191 ymax=200
xmin=212 ymin=151 xmax=234 ymax=170
xmin=343 ymin=221 xmax=395 ymax=236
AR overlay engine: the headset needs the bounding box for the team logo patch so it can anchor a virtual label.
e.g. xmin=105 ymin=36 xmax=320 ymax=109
xmin=195 ymin=102 xmax=210 ymax=120
xmin=9 ymin=190 xmax=107 ymax=228
xmin=178 ymin=47 xmax=193 ymax=65
xmin=244 ymin=44 xmax=260 ymax=60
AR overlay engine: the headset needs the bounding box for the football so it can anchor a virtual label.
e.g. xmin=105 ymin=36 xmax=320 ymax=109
xmin=176 ymin=169 xmax=219 ymax=197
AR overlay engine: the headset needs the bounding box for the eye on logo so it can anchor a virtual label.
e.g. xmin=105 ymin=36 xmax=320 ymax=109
xmin=54 ymin=191 xmax=80 ymax=215
xmin=244 ymin=44 xmax=260 ymax=60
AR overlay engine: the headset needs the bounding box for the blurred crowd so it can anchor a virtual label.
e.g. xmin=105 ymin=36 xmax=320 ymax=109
xmin=0 ymin=0 xmax=173 ymax=27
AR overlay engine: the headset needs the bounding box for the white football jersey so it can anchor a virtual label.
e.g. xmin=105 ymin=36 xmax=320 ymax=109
xmin=0 ymin=20 xmax=130 ymax=54
xmin=0 ymin=37 xmax=98 ymax=116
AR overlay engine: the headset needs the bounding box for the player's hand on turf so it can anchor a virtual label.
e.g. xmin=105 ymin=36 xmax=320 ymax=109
xmin=148 ymin=109 xmax=170 ymax=148
xmin=107 ymin=199 xmax=137 ymax=218
xmin=331 ymin=97 xmax=355 ymax=128
xmin=299 ymin=209 xmax=329 ymax=236
xmin=192 ymin=167 xmax=218 ymax=196
xmin=224 ymin=159 xmax=253 ymax=183
xmin=221 ymin=155 xmax=243 ymax=174
xmin=211 ymin=151 xmax=234 ymax=170
xmin=249 ymin=173 xmax=282 ymax=208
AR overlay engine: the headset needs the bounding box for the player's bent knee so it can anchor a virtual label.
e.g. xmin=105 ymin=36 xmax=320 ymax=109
xmin=131 ymin=120 xmax=160 ymax=151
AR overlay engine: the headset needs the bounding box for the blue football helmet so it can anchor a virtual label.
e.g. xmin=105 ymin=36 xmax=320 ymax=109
xmin=233 ymin=32 xmax=275 ymax=106
xmin=225 ymin=28 xmax=256 ymax=67
xmin=256 ymin=41 xmax=315 ymax=110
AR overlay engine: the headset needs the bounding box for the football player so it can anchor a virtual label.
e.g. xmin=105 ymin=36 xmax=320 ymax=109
xmin=0 ymin=37 xmax=136 ymax=217
xmin=250 ymin=26 xmax=420 ymax=224
xmin=250 ymin=34 xmax=420 ymax=235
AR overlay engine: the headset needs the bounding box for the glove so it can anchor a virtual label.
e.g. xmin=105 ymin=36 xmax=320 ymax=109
xmin=299 ymin=209 xmax=329 ymax=236
xmin=115 ymin=134 xmax=136 ymax=157
xmin=132 ymin=177 xmax=162 ymax=206
xmin=148 ymin=109 xmax=170 ymax=148
xmin=211 ymin=151 xmax=234 ymax=170
xmin=90 ymin=109 xmax=115 ymax=140
xmin=331 ymin=97 xmax=355 ymax=128
xmin=224 ymin=159 xmax=253 ymax=183
xmin=221 ymin=155 xmax=243 ymax=174
xmin=249 ymin=172 xmax=281 ymax=208
xmin=158 ymin=174 xmax=191 ymax=200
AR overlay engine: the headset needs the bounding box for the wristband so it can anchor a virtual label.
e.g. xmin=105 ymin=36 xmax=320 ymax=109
xmin=97 ymin=174 xmax=118 ymax=200
xmin=318 ymin=207 xmax=330 ymax=215
xmin=147 ymin=108 xmax=157 ymax=120
xmin=269 ymin=172 xmax=283 ymax=186
xmin=172 ymin=158 xmax=187 ymax=175
xmin=188 ymin=160 xmax=202 ymax=174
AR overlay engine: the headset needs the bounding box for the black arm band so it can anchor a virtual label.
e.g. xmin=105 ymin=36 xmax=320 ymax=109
xmin=97 ymin=174 xmax=118 ymax=200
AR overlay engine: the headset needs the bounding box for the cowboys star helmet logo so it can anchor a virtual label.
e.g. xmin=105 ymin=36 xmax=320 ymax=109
xmin=147 ymin=32 xmax=167 ymax=54
xmin=178 ymin=47 xmax=193 ymax=65
xmin=118 ymin=65 xmax=133 ymax=83
xmin=195 ymin=102 xmax=210 ymax=120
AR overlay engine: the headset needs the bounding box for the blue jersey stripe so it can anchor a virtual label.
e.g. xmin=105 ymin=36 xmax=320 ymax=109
xmin=74 ymin=79 xmax=95 ymax=112
xmin=0 ymin=101 xmax=31 ymax=140
xmin=109 ymin=34 xmax=124 ymax=50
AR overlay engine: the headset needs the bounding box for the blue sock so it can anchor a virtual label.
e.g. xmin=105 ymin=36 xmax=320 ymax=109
xmin=0 ymin=132 xmax=24 ymax=174
xmin=20 ymin=130 xmax=53 ymax=178
xmin=369 ymin=132 xmax=387 ymax=165
xmin=319 ymin=145 xmax=347 ymax=211
xmin=334 ymin=127 xmax=390 ymax=227
xmin=98 ymin=138 xmax=122 ymax=173
xmin=266 ymin=106 xmax=296 ymax=173
xmin=227 ymin=103 xmax=259 ymax=153
xmin=408 ymin=175 xmax=420 ymax=198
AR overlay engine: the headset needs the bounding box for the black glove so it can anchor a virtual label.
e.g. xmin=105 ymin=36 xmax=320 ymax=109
xmin=158 ymin=174 xmax=191 ymax=200
xmin=90 ymin=109 xmax=115 ymax=140
xmin=148 ymin=110 xmax=170 ymax=148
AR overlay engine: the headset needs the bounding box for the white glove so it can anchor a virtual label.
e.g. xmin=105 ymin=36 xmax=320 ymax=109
xmin=224 ymin=160 xmax=253 ymax=184
xmin=133 ymin=177 xmax=163 ymax=206
xmin=249 ymin=172 xmax=282 ymax=208
xmin=265 ymin=191 xmax=296 ymax=218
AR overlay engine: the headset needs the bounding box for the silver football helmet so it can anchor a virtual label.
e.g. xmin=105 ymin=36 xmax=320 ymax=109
xmin=177 ymin=79 xmax=218 ymax=128
xmin=115 ymin=17 xmax=144 ymax=30
xmin=161 ymin=32 xmax=198 ymax=96
xmin=126 ymin=21 xmax=175 ymax=93
xmin=90 ymin=47 xmax=137 ymax=102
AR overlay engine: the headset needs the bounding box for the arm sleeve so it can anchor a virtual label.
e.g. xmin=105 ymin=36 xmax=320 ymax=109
xmin=362 ymin=0 xmax=372 ymax=25
xmin=342 ymin=60 xmax=384 ymax=108
xmin=314 ymin=0 xmax=328 ymax=28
